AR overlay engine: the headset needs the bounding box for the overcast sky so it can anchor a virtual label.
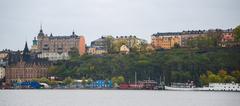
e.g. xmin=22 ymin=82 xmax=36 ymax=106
xmin=0 ymin=0 xmax=239 ymax=50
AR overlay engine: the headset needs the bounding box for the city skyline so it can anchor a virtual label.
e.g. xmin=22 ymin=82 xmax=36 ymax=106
xmin=0 ymin=0 xmax=240 ymax=50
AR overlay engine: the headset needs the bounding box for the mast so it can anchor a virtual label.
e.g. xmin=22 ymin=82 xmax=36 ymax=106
xmin=135 ymin=72 xmax=137 ymax=85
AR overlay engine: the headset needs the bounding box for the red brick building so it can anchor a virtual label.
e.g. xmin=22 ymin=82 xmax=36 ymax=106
xmin=5 ymin=42 xmax=51 ymax=84
xmin=5 ymin=60 xmax=50 ymax=84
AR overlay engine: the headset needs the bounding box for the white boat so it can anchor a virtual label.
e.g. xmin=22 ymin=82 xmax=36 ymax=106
xmin=165 ymin=83 xmax=240 ymax=92
xmin=165 ymin=86 xmax=199 ymax=91
xmin=165 ymin=82 xmax=198 ymax=91
xmin=199 ymin=83 xmax=240 ymax=91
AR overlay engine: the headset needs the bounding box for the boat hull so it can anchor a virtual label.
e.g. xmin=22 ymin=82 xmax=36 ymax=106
xmin=165 ymin=86 xmax=199 ymax=91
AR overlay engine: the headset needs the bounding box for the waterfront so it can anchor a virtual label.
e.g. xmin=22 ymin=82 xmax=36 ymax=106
xmin=0 ymin=90 xmax=240 ymax=106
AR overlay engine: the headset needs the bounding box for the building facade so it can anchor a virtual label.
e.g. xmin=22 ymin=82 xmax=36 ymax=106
xmin=151 ymin=30 xmax=209 ymax=49
xmin=220 ymin=29 xmax=235 ymax=47
xmin=34 ymin=27 xmax=85 ymax=60
xmin=90 ymin=36 xmax=114 ymax=54
xmin=5 ymin=60 xmax=50 ymax=84
xmin=151 ymin=32 xmax=181 ymax=49
xmin=5 ymin=42 xmax=51 ymax=84
xmin=120 ymin=45 xmax=130 ymax=54
xmin=0 ymin=67 xmax=5 ymax=80
xmin=114 ymin=35 xmax=147 ymax=50
xmin=38 ymin=52 xmax=69 ymax=61
xmin=181 ymin=30 xmax=207 ymax=47
xmin=0 ymin=50 xmax=8 ymax=67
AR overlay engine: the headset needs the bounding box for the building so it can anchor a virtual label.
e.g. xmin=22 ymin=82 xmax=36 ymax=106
xmin=90 ymin=80 xmax=113 ymax=88
xmin=0 ymin=50 xmax=9 ymax=67
xmin=31 ymin=37 xmax=38 ymax=53
xmin=38 ymin=52 xmax=69 ymax=61
xmin=114 ymin=35 xmax=147 ymax=51
xmin=151 ymin=32 xmax=181 ymax=49
xmin=5 ymin=42 xmax=51 ymax=84
xmin=151 ymin=30 xmax=208 ymax=49
xmin=87 ymin=47 xmax=96 ymax=55
xmin=120 ymin=45 xmax=130 ymax=54
xmin=0 ymin=67 xmax=5 ymax=80
xmin=0 ymin=51 xmax=8 ymax=59
xmin=5 ymin=60 xmax=50 ymax=84
xmin=34 ymin=27 xmax=85 ymax=61
xmin=90 ymin=36 xmax=114 ymax=54
xmin=181 ymin=30 xmax=207 ymax=47
xmin=220 ymin=29 xmax=235 ymax=47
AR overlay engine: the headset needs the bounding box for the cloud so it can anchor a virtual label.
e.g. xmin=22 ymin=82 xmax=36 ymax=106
xmin=0 ymin=0 xmax=239 ymax=50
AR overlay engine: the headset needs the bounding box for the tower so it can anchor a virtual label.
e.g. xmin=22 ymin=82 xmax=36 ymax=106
xmin=38 ymin=24 xmax=44 ymax=37
xmin=31 ymin=37 xmax=38 ymax=53
xmin=23 ymin=42 xmax=30 ymax=62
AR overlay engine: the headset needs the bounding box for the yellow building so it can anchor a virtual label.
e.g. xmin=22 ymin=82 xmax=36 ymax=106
xmin=151 ymin=32 xmax=181 ymax=49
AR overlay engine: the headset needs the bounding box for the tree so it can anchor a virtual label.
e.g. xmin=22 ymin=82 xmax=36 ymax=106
xmin=173 ymin=43 xmax=180 ymax=48
xmin=69 ymin=47 xmax=80 ymax=59
xmin=200 ymin=74 xmax=208 ymax=85
xmin=81 ymin=77 xmax=87 ymax=87
xmin=232 ymin=70 xmax=240 ymax=83
xmin=63 ymin=77 xmax=74 ymax=85
xmin=48 ymin=66 xmax=58 ymax=76
xmin=218 ymin=69 xmax=228 ymax=82
xmin=234 ymin=25 xmax=240 ymax=42
xmin=111 ymin=76 xmax=125 ymax=86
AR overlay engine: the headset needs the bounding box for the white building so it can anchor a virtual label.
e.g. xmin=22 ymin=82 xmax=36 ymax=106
xmin=120 ymin=45 xmax=130 ymax=54
xmin=0 ymin=67 xmax=5 ymax=80
xmin=38 ymin=52 xmax=69 ymax=61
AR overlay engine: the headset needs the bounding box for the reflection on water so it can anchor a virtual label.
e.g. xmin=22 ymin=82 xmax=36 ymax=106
xmin=0 ymin=90 xmax=240 ymax=106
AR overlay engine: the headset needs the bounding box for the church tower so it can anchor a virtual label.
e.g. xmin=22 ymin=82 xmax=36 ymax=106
xmin=23 ymin=42 xmax=30 ymax=62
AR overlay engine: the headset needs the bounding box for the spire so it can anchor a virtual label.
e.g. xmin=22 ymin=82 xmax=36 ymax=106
xmin=40 ymin=24 xmax=43 ymax=33
xmin=24 ymin=41 xmax=29 ymax=53
xmin=38 ymin=24 xmax=44 ymax=36
xmin=23 ymin=41 xmax=30 ymax=62
xmin=71 ymin=29 xmax=77 ymax=36
xmin=72 ymin=29 xmax=75 ymax=35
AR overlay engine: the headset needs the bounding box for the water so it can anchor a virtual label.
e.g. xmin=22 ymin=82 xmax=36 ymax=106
xmin=0 ymin=90 xmax=240 ymax=106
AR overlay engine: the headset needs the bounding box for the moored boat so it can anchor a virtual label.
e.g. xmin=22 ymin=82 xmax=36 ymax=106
xmin=165 ymin=82 xmax=240 ymax=92
xmin=199 ymin=83 xmax=240 ymax=91
xmin=165 ymin=82 xmax=197 ymax=91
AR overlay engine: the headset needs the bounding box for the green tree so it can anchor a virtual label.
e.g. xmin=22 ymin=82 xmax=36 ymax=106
xmin=48 ymin=66 xmax=58 ymax=76
xmin=81 ymin=77 xmax=87 ymax=87
xmin=234 ymin=25 xmax=240 ymax=42
xmin=111 ymin=76 xmax=125 ymax=86
xmin=218 ymin=69 xmax=228 ymax=82
xmin=200 ymin=74 xmax=209 ymax=85
xmin=63 ymin=77 xmax=74 ymax=85
xmin=231 ymin=70 xmax=240 ymax=83
xmin=69 ymin=47 xmax=80 ymax=57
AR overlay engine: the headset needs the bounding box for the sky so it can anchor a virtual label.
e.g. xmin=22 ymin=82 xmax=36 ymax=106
xmin=0 ymin=0 xmax=239 ymax=50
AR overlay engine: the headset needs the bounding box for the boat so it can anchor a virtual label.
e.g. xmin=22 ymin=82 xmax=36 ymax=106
xmin=165 ymin=82 xmax=240 ymax=92
xmin=200 ymin=83 xmax=240 ymax=91
xmin=165 ymin=82 xmax=198 ymax=91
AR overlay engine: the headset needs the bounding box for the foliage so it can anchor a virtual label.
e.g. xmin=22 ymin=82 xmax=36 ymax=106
xmin=111 ymin=76 xmax=125 ymax=85
xmin=231 ymin=70 xmax=240 ymax=83
xmin=200 ymin=70 xmax=238 ymax=85
xmin=51 ymin=47 xmax=240 ymax=86
xmin=234 ymin=25 xmax=240 ymax=41
xmin=32 ymin=77 xmax=58 ymax=85
xmin=63 ymin=77 xmax=74 ymax=85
